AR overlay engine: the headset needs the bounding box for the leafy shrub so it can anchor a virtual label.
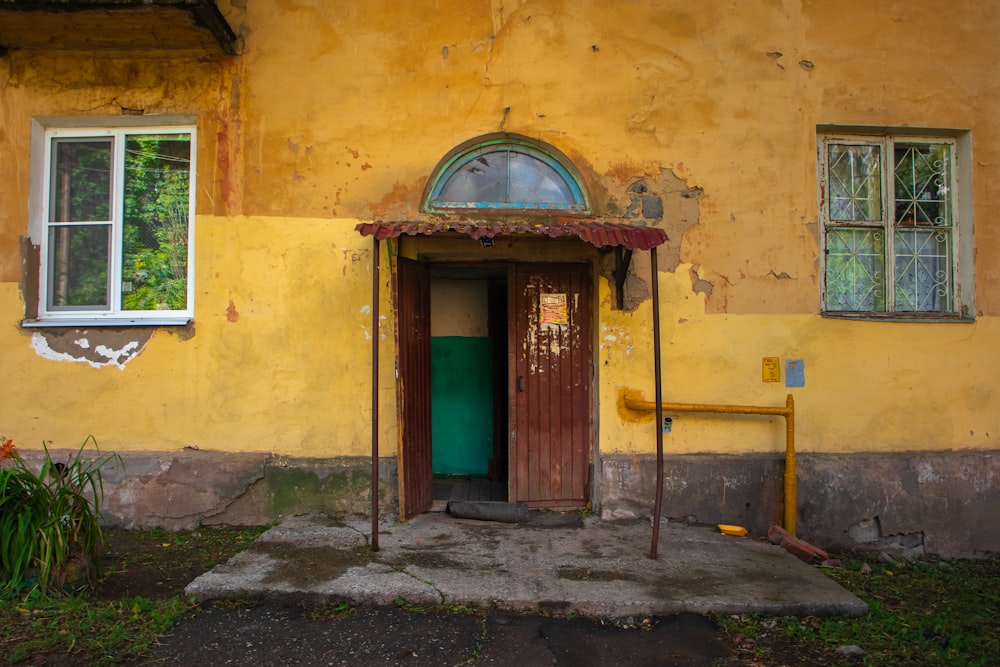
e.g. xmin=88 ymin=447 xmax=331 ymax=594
xmin=0 ymin=436 xmax=121 ymax=598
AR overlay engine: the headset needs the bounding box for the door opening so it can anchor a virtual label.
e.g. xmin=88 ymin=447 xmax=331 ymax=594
xmin=395 ymin=257 xmax=593 ymax=517
xmin=429 ymin=266 xmax=509 ymax=509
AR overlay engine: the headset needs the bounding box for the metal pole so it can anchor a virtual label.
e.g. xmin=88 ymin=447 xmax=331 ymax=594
xmin=371 ymin=238 xmax=380 ymax=552
xmin=650 ymin=247 xmax=665 ymax=558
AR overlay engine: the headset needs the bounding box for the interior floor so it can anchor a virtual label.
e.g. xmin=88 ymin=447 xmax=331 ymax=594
xmin=430 ymin=476 xmax=508 ymax=511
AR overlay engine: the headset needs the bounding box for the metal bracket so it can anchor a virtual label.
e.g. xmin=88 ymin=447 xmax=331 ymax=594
xmin=613 ymin=247 xmax=633 ymax=310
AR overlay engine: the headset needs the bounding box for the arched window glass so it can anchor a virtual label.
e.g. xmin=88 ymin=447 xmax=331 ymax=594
xmin=426 ymin=137 xmax=588 ymax=212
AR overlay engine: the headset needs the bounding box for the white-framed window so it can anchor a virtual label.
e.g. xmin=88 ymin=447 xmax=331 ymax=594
xmin=817 ymin=130 xmax=972 ymax=319
xmin=26 ymin=117 xmax=196 ymax=326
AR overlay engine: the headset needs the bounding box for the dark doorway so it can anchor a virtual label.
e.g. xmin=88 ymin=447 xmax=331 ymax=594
xmin=428 ymin=266 xmax=509 ymax=509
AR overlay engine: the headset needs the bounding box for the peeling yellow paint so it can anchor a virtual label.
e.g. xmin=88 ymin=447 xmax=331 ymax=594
xmin=0 ymin=0 xmax=998 ymax=468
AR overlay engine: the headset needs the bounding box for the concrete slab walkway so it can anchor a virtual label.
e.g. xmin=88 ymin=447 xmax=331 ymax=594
xmin=185 ymin=512 xmax=868 ymax=619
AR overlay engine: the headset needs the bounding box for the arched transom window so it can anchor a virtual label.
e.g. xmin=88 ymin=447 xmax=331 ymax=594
xmin=424 ymin=135 xmax=589 ymax=213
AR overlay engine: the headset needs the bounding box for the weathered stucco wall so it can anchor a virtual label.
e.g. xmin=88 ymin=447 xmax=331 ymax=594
xmin=1 ymin=1 xmax=998 ymax=546
xmin=0 ymin=217 xmax=397 ymax=457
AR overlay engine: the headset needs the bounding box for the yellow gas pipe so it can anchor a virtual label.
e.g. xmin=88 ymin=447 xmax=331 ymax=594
xmin=623 ymin=393 xmax=797 ymax=535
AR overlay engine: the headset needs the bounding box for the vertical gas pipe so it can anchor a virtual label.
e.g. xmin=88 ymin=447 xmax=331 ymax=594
xmin=649 ymin=247 xmax=665 ymax=559
xmin=370 ymin=238 xmax=380 ymax=552
xmin=784 ymin=393 xmax=796 ymax=536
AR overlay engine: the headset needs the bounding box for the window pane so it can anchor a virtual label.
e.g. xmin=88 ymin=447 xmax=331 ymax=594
xmin=49 ymin=139 xmax=112 ymax=222
xmin=121 ymin=134 xmax=191 ymax=311
xmin=894 ymin=229 xmax=951 ymax=312
xmin=827 ymin=144 xmax=882 ymax=221
xmin=433 ymin=148 xmax=583 ymax=209
xmin=47 ymin=224 xmax=110 ymax=308
xmin=437 ymin=150 xmax=508 ymax=204
xmin=894 ymin=143 xmax=951 ymax=227
xmin=825 ymin=228 xmax=885 ymax=311
xmin=507 ymin=152 xmax=576 ymax=206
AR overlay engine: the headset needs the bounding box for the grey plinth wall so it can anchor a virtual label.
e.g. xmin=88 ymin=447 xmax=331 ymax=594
xmin=21 ymin=447 xmax=998 ymax=558
xmin=19 ymin=449 xmax=398 ymax=531
xmin=598 ymin=451 xmax=1000 ymax=559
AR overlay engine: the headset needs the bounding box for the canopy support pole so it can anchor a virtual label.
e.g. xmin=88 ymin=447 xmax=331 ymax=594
xmin=649 ymin=247 xmax=665 ymax=559
xmin=370 ymin=238 xmax=380 ymax=552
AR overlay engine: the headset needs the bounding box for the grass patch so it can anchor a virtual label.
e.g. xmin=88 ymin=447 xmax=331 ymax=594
xmin=1 ymin=524 xmax=267 ymax=665
xmin=1 ymin=595 xmax=192 ymax=665
xmin=719 ymin=553 xmax=1000 ymax=666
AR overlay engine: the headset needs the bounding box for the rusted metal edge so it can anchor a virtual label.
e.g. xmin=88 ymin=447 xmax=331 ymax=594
xmin=355 ymin=220 xmax=668 ymax=251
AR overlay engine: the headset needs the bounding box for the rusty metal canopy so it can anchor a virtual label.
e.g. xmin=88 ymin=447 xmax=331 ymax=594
xmin=356 ymin=220 xmax=668 ymax=251
xmin=0 ymin=0 xmax=237 ymax=55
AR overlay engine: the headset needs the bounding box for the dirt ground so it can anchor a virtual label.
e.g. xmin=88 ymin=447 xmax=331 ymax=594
xmin=96 ymin=528 xmax=249 ymax=602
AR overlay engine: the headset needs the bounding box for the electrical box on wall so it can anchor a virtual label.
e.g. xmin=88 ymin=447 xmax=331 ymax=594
xmin=786 ymin=359 xmax=805 ymax=387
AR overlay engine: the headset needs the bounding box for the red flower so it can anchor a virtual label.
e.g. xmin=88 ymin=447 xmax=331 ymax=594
xmin=0 ymin=438 xmax=19 ymax=462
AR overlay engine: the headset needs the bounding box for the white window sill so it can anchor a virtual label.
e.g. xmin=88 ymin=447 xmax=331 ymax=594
xmin=22 ymin=317 xmax=193 ymax=328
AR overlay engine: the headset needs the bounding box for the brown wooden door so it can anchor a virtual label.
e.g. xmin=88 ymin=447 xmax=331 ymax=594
xmin=394 ymin=257 xmax=433 ymax=519
xmin=510 ymin=264 xmax=593 ymax=507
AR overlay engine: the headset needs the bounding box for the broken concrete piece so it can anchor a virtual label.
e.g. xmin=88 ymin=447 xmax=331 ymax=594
xmin=768 ymin=524 xmax=831 ymax=564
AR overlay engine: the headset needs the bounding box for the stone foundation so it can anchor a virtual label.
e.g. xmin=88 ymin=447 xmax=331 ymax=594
xmin=21 ymin=447 xmax=999 ymax=558
xmin=598 ymin=451 xmax=1000 ymax=559
xmin=19 ymin=448 xmax=398 ymax=531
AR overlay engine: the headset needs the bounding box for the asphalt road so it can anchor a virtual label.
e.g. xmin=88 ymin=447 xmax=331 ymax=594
xmin=143 ymin=603 xmax=730 ymax=666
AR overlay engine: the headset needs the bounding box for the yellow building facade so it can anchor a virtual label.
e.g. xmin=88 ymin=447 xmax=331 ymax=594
xmin=1 ymin=1 xmax=997 ymax=557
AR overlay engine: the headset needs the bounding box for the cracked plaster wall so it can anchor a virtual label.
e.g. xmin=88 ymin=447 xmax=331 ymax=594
xmin=0 ymin=1 xmax=998 ymax=530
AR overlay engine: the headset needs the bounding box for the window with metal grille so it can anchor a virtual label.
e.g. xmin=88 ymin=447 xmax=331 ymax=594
xmin=818 ymin=132 xmax=971 ymax=319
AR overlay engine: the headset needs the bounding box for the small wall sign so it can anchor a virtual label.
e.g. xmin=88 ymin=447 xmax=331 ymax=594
xmin=786 ymin=359 xmax=805 ymax=387
xmin=762 ymin=357 xmax=780 ymax=382
xmin=540 ymin=293 xmax=568 ymax=326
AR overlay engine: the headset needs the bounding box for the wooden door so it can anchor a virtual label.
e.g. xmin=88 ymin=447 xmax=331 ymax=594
xmin=510 ymin=264 xmax=593 ymax=507
xmin=394 ymin=257 xmax=433 ymax=519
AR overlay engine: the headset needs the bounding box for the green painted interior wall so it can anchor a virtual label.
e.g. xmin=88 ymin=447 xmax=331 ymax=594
xmin=431 ymin=336 xmax=494 ymax=476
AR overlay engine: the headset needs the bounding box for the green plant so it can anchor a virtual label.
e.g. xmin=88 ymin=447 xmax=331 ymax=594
xmin=0 ymin=436 xmax=121 ymax=598
xmin=717 ymin=554 xmax=1000 ymax=666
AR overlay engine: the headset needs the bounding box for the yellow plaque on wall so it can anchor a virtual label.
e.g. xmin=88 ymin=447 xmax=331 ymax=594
xmin=762 ymin=357 xmax=780 ymax=382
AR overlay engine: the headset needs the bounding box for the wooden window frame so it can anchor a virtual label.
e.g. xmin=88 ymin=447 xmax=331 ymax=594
xmin=817 ymin=128 xmax=974 ymax=321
